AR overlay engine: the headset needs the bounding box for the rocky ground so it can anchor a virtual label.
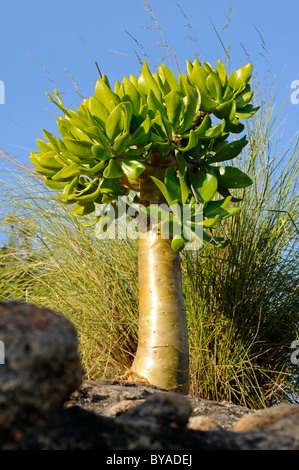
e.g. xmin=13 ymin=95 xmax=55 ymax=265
xmin=0 ymin=301 xmax=298 ymax=451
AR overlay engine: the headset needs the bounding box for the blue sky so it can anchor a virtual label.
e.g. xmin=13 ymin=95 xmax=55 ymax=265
xmin=0 ymin=0 xmax=299 ymax=171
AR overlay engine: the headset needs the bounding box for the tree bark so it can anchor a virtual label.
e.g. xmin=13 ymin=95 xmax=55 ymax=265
xmin=130 ymin=156 xmax=189 ymax=394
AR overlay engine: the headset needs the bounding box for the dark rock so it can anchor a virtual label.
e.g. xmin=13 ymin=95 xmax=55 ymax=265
xmin=67 ymin=379 xmax=169 ymax=417
xmin=5 ymin=384 xmax=299 ymax=451
xmin=188 ymin=396 xmax=254 ymax=429
xmin=6 ymin=407 xmax=123 ymax=450
xmin=0 ymin=301 xmax=298 ymax=451
xmin=0 ymin=301 xmax=83 ymax=429
xmin=67 ymin=379 xmax=254 ymax=429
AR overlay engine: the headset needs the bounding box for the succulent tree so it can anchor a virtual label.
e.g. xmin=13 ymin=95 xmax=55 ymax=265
xmin=30 ymin=59 xmax=258 ymax=393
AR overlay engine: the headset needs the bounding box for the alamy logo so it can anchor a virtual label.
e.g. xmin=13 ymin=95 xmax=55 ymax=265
xmin=0 ymin=81 xmax=4 ymax=104
xmin=290 ymin=80 xmax=299 ymax=104
xmin=291 ymin=340 xmax=299 ymax=365
xmin=95 ymin=198 xmax=204 ymax=250
xmin=0 ymin=340 xmax=4 ymax=364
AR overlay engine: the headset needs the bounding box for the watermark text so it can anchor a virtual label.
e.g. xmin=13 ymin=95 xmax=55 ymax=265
xmin=290 ymin=80 xmax=299 ymax=104
xmin=291 ymin=340 xmax=299 ymax=365
xmin=95 ymin=198 xmax=204 ymax=250
xmin=0 ymin=81 xmax=4 ymax=104
xmin=0 ymin=340 xmax=4 ymax=364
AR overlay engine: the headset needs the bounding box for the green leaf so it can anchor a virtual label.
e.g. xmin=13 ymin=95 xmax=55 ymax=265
xmin=113 ymin=131 xmax=131 ymax=157
xmin=46 ymin=90 xmax=71 ymax=117
xmin=98 ymin=177 xmax=120 ymax=194
xmin=204 ymin=196 xmax=242 ymax=220
xmin=118 ymin=159 xmax=146 ymax=180
xmin=37 ymin=151 xmax=63 ymax=171
xmin=200 ymin=122 xmax=224 ymax=140
xmin=227 ymin=63 xmax=253 ymax=94
xmin=165 ymin=167 xmax=180 ymax=203
xmin=164 ymin=90 xmax=182 ymax=129
xmin=222 ymin=85 xmax=234 ymax=102
xmin=178 ymin=129 xmax=198 ymax=152
xmin=202 ymin=214 xmax=219 ymax=227
xmin=214 ymin=99 xmax=236 ymax=121
xmin=95 ymin=79 xmax=120 ymax=112
xmin=130 ymin=115 xmax=151 ymax=146
xmin=44 ymin=178 xmax=69 ymax=189
xmin=234 ymin=84 xmax=253 ymax=108
xmin=204 ymin=196 xmax=231 ymax=217
xmin=92 ymin=144 xmax=111 ymax=161
xmin=84 ymin=125 xmax=106 ymax=141
xmin=235 ymin=105 xmax=260 ymax=119
xmin=88 ymin=96 xmax=109 ymax=126
xmin=153 ymin=141 xmax=171 ymax=158
xmin=178 ymin=171 xmax=190 ymax=204
xmin=216 ymin=185 xmax=243 ymax=202
xmin=190 ymin=60 xmax=209 ymax=94
xmin=206 ymin=74 xmax=220 ymax=101
xmin=64 ymin=139 xmax=93 ymax=159
xmin=72 ymin=202 xmax=95 ymax=216
xmin=171 ymin=235 xmax=186 ymax=252
xmin=152 ymin=72 xmax=169 ymax=96
xmin=105 ymin=102 xmax=129 ymax=142
xmin=59 ymin=175 xmax=79 ymax=200
xmin=147 ymin=89 xmax=167 ymax=117
xmin=217 ymin=59 xmax=227 ymax=87
xmin=36 ymin=139 xmax=52 ymax=153
xmin=151 ymin=112 xmax=167 ymax=139
xmin=175 ymin=151 xmax=187 ymax=175
xmin=195 ymin=169 xmax=218 ymax=203
xmin=224 ymin=117 xmax=245 ymax=134
xmin=138 ymin=61 xmax=162 ymax=102
xmin=75 ymin=181 xmax=102 ymax=203
xmin=207 ymin=136 xmax=248 ymax=163
xmin=217 ymin=166 xmax=253 ymax=188
xmin=29 ymin=154 xmax=56 ymax=176
xmin=150 ymin=176 xmax=172 ymax=205
xmin=186 ymin=59 xmax=193 ymax=76
xmin=124 ymin=143 xmax=152 ymax=157
xmin=119 ymin=76 xmax=141 ymax=115
xmin=52 ymin=162 xmax=82 ymax=180
xmin=43 ymin=130 xmax=62 ymax=153
xmin=193 ymin=114 xmax=212 ymax=135
xmin=178 ymin=78 xmax=199 ymax=132
xmin=84 ymin=160 xmax=106 ymax=176
xmin=198 ymin=91 xmax=218 ymax=113
xmin=158 ymin=64 xmax=179 ymax=92
xmin=103 ymin=159 xmax=124 ymax=179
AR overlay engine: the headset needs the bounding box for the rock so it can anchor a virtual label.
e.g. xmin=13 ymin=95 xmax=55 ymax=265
xmin=67 ymin=379 xmax=254 ymax=429
xmin=188 ymin=396 xmax=254 ymax=429
xmin=67 ymin=379 xmax=169 ymax=418
xmin=0 ymin=301 xmax=298 ymax=451
xmin=7 ymin=384 xmax=298 ymax=451
xmin=0 ymin=301 xmax=83 ymax=429
xmin=232 ymin=404 xmax=299 ymax=432
xmin=188 ymin=416 xmax=221 ymax=431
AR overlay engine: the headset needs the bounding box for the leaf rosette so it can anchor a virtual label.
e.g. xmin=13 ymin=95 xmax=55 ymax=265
xmin=30 ymin=59 xmax=258 ymax=249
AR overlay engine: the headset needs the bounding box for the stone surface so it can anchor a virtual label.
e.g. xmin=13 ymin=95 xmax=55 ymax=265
xmin=232 ymin=403 xmax=299 ymax=432
xmin=67 ymin=379 xmax=254 ymax=429
xmin=0 ymin=301 xmax=83 ymax=428
xmin=2 ymin=382 xmax=298 ymax=451
xmin=188 ymin=416 xmax=221 ymax=431
xmin=0 ymin=301 xmax=298 ymax=451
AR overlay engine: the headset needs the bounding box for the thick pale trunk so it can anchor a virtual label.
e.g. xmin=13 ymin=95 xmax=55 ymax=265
xmin=130 ymin=159 xmax=189 ymax=393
